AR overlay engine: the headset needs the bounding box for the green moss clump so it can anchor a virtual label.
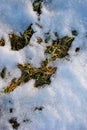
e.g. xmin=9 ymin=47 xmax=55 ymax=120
xmin=0 ymin=38 xmax=5 ymax=46
xmin=9 ymin=24 xmax=34 ymax=50
xmin=33 ymin=0 xmax=43 ymax=15
xmin=45 ymin=36 xmax=74 ymax=60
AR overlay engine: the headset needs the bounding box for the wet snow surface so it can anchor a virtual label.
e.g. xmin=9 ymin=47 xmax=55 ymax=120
xmin=0 ymin=0 xmax=87 ymax=130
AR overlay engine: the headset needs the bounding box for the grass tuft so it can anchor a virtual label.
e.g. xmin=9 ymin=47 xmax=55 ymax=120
xmin=4 ymin=61 xmax=56 ymax=93
xmin=45 ymin=36 xmax=74 ymax=60
xmin=9 ymin=24 xmax=34 ymax=50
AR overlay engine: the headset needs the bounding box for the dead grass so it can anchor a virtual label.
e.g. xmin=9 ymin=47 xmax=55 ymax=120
xmin=3 ymin=32 xmax=74 ymax=93
xmin=9 ymin=24 xmax=34 ymax=50
xmin=4 ymin=61 xmax=56 ymax=93
xmin=45 ymin=36 xmax=74 ymax=60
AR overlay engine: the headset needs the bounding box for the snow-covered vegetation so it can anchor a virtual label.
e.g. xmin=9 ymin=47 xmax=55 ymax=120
xmin=0 ymin=0 xmax=87 ymax=130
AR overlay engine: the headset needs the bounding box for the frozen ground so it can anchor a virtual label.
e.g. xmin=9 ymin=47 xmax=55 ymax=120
xmin=0 ymin=0 xmax=87 ymax=130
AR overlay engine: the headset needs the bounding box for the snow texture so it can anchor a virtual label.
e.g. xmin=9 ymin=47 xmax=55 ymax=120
xmin=0 ymin=0 xmax=87 ymax=130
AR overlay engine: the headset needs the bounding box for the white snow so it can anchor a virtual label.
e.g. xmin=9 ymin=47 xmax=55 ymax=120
xmin=0 ymin=0 xmax=87 ymax=130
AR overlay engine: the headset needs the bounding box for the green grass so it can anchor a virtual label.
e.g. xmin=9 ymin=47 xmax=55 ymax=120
xmin=2 ymin=28 xmax=75 ymax=93
xmin=45 ymin=36 xmax=74 ymax=60
xmin=4 ymin=61 xmax=56 ymax=93
xmin=9 ymin=24 xmax=34 ymax=50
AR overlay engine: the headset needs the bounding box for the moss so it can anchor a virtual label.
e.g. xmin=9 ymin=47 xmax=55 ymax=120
xmin=0 ymin=38 xmax=5 ymax=46
xmin=0 ymin=67 xmax=6 ymax=79
xmin=9 ymin=24 xmax=34 ymax=50
xmin=45 ymin=36 xmax=74 ymax=60
xmin=33 ymin=0 xmax=43 ymax=15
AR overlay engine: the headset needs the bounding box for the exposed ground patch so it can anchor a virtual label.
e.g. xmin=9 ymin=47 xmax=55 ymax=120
xmin=45 ymin=36 xmax=74 ymax=61
xmin=9 ymin=24 xmax=34 ymax=50
xmin=4 ymin=60 xmax=57 ymax=93
xmin=2 ymin=30 xmax=75 ymax=93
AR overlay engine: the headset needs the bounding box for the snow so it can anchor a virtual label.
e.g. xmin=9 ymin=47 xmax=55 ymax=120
xmin=41 ymin=0 xmax=87 ymax=36
xmin=0 ymin=0 xmax=36 ymax=32
xmin=0 ymin=0 xmax=87 ymax=130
